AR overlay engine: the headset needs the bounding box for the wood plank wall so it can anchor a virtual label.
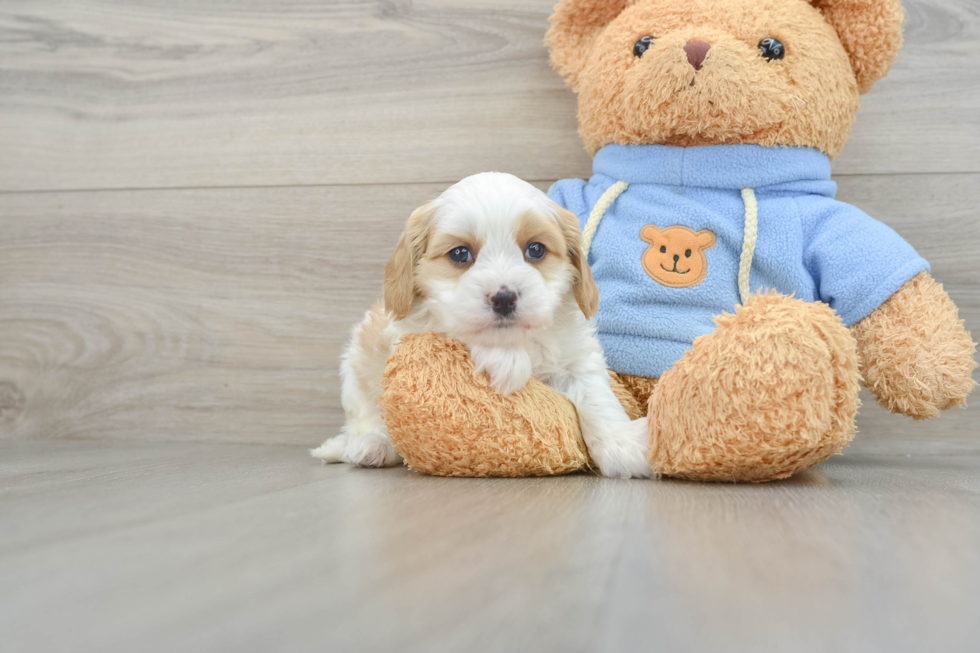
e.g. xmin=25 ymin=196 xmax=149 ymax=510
xmin=1 ymin=0 xmax=977 ymax=451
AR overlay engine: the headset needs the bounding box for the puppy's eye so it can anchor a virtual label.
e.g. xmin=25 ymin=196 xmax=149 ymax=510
xmin=525 ymin=242 xmax=546 ymax=260
xmin=448 ymin=246 xmax=472 ymax=264
xmin=758 ymin=37 xmax=784 ymax=61
xmin=685 ymin=249 xmax=692 ymax=258
xmin=659 ymin=245 xmax=666 ymax=253
xmin=633 ymin=36 xmax=654 ymax=57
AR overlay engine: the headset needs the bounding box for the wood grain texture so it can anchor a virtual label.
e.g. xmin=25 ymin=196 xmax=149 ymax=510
xmin=1 ymin=175 xmax=977 ymax=446
xmin=0 ymin=0 xmax=978 ymax=193
xmin=0 ymin=182 xmax=445 ymax=443
xmin=2 ymin=440 xmax=979 ymax=653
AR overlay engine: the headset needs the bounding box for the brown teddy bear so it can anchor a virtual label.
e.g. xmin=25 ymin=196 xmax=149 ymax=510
xmin=379 ymin=0 xmax=976 ymax=481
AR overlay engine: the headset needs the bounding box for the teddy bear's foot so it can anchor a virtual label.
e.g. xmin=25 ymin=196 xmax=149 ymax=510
xmin=647 ymin=292 xmax=861 ymax=482
xmin=379 ymin=332 xmax=590 ymax=477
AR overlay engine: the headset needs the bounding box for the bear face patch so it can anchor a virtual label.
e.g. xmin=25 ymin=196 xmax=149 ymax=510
xmin=640 ymin=224 xmax=716 ymax=288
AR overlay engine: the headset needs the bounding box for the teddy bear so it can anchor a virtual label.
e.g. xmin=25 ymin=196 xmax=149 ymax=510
xmin=378 ymin=0 xmax=976 ymax=481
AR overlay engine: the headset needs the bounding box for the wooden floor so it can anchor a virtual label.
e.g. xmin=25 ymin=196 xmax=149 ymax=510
xmin=1 ymin=1 xmax=978 ymax=650
xmin=2 ymin=440 xmax=979 ymax=652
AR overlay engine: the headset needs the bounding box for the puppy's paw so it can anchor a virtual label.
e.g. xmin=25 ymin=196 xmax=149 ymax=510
xmin=310 ymin=434 xmax=348 ymax=463
xmin=471 ymin=346 xmax=533 ymax=395
xmin=589 ymin=418 xmax=652 ymax=479
xmin=343 ymin=432 xmax=404 ymax=468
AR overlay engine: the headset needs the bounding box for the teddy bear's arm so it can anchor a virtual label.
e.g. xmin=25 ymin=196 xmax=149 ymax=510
xmin=851 ymin=272 xmax=976 ymax=419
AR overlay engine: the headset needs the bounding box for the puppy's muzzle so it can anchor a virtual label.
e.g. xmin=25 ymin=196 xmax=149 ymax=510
xmin=490 ymin=290 xmax=518 ymax=317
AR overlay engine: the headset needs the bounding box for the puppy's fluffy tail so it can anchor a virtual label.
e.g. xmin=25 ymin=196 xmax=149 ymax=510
xmin=310 ymin=433 xmax=348 ymax=463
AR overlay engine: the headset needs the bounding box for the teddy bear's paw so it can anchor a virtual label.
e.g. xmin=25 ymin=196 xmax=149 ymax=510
xmin=380 ymin=332 xmax=590 ymax=477
xmin=588 ymin=418 xmax=653 ymax=479
xmin=341 ymin=433 xmax=404 ymax=468
xmin=852 ymin=272 xmax=977 ymax=420
xmin=647 ymin=292 xmax=861 ymax=482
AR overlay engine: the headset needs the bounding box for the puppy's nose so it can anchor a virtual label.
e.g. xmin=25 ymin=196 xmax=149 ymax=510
xmin=684 ymin=40 xmax=711 ymax=70
xmin=490 ymin=290 xmax=518 ymax=316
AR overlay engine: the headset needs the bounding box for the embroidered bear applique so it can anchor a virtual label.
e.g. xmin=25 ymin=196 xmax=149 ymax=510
xmin=639 ymin=224 xmax=716 ymax=288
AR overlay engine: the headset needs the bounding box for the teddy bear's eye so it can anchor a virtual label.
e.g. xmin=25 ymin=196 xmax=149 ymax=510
xmin=633 ymin=36 xmax=655 ymax=58
xmin=685 ymin=249 xmax=692 ymax=258
xmin=659 ymin=245 xmax=666 ymax=253
xmin=758 ymin=37 xmax=785 ymax=61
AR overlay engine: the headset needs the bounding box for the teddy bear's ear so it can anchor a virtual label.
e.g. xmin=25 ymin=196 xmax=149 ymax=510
xmin=810 ymin=0 xmax=904 ymax=94
xmin=695 ymin=229 xmax=716 ymax=250
xmin=547 ymin=0 xmax=629 ymax=90
xmin=639 ymin=224 xmax=660 ymax=243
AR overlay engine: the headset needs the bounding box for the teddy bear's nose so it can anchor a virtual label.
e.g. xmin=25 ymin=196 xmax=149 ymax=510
xmin=684 ymin=40 xmax=711 ymax=71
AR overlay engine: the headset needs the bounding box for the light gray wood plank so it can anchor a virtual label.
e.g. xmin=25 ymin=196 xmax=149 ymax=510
xmin=836 ymin=0 xmax=980 ymax=174
xmin=0 ymin=0 xmax=977 ymax=193
xmin=1 ymin=174 xmax=977 ymax=446
xmin=0 ymin=182 xmax=447 ymax=443
xmin=1 ymin=440 xmax=979 ymax=653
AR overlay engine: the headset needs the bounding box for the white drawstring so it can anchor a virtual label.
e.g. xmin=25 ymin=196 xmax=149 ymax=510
xmin=581 ymin=181 xmax=628 ymax=257
xmin=738 ymin=188 xmax=758 ymax=305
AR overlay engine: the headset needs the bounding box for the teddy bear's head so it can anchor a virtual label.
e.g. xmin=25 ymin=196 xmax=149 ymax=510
xmin=547 ymin=0 xmax=904 ymax=158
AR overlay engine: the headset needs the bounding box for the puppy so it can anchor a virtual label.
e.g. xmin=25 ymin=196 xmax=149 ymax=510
xmin=311 ymin=172 xmax=651 ymax=478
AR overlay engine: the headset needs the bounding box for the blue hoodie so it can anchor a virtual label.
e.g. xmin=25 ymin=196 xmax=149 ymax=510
xmin=549 ymin=144 xmax=929 ymax=379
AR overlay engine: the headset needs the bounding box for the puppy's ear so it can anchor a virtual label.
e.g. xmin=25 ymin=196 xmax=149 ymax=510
xmin=810 ymin=0 xmax=904 ymax=94
xmin=557 ymin=207 xmax=600 ymax=318
xmin=383 ymin=202 xmax=436 ymax=320
xmin=547 ymin=0 xmax=628 ymax=91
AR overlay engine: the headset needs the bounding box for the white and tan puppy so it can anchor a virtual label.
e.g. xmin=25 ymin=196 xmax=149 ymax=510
xmin=312 ymin=172 xmax=650 ymax=478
